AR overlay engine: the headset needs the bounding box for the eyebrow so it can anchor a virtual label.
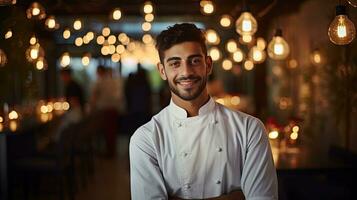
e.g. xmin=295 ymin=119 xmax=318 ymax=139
xmin=165 ymin=54 xmax=204 ymax=63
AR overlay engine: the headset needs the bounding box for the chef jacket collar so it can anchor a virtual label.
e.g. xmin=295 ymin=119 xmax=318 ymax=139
xmin=169 ymin=97 xmax=215 ymax=119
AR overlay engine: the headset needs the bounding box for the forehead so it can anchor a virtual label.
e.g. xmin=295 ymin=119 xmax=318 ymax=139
xmin=163 ymin=41 xmax=204 ymax=62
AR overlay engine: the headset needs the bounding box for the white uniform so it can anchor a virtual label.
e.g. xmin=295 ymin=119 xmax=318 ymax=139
xmin=130 ymin=97 xmax=278 ymax=200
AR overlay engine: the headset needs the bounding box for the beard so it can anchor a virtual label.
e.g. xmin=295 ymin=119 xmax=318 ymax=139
xmin=167 ymin=74 xmax=207 ymax=101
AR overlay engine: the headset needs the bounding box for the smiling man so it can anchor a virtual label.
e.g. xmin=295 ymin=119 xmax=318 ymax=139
xmin=129 ymin=23 xmax=278 ymax=200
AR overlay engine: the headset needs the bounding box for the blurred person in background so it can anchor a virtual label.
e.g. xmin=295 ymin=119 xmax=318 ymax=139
xmin=90 ymin=65 xmax=125 ymax=157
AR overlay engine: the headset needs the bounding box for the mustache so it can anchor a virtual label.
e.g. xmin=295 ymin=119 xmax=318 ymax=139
xmin=175 ymin=75 xmax=201 ymax=83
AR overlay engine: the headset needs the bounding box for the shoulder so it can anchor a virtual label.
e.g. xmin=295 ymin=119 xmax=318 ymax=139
xmin=130 ymin=106 xmax=170 ymax=146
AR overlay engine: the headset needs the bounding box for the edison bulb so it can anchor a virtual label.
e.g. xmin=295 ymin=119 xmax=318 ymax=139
xmin=209 ymin=47 xmax=221 ymax=61
xmin=310 ymin=49 xmax=323 ymax=66
xmin=233 ymin=48 xmax=244 ymax=63
xmin=226 ymin=39 xmax=237 ymax=53
xmin=235 ymin=11 xmax=258 ymax=36
xmin=112 ymin=8 xmax=122 ymax=20
xmin=328 ymin=5 xmax=355 ymax=45
xmin=268 ymin=29 xmax=290 ymax=60
xmin=220 ymin=15 xmax=232 ymax=28
xmin=347 ymin=0 xmax=357 ymax=7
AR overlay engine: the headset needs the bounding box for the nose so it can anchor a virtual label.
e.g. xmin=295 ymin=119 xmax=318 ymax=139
xmin=180 ymin=61 xmax=193 ymax=76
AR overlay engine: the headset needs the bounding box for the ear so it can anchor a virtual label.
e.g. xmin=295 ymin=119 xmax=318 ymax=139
xmin=156 ymin=62 xmax=167 ymax=80
xmin=206 ymin=56 xmax=213 ymax=75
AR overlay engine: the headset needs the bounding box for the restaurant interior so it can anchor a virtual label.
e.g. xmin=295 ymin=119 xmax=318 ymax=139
xmin=1 ymin=0 xmax=357 ymax=199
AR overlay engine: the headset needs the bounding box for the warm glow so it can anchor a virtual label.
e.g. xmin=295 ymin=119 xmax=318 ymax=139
xmin=292 ymin=125 xmax=299 ymax=133
xmin=109 ymin=45 xmax=116 ymax=54
xmin=145 ymin=13 xmax=154 ymax=22
xmin=9 ymin=120 xmax=17 ymax=132
xmin=222 ymin=59 xmax=233 ymax=70
xmin=63 ymin=29 xmax=71 ymax=39
xmin=202 ymin=1 xmax=214 ymax=14
xmin=230 ymin=96 xmax=240 ymax=105
xmin=142 ymin=22 xmax=152 ymax=31
xmin=5 ymin=30 xmax=12 ymax=39
xmin=313 ymin=53 xmax=321 ymax=64
xmin=142 ymin=34 xmax=153 ymax=44
xmin=96 ymin=35 xmax=105 ymax=45
xmin=30 ymin=35 xmax=37 ymax=45
xmin=40 ymin=105 xmax=48 ymax=113
xmin=60 ymin=52 xmax=71 ymax=67
xmin=268 ymin=34 xmax=290 ymax=60
xmin=75 ymin=37 xmax=83 ymax=46
xmin=118 ymin=33 xmax=128 ymax=43
xmin=108 ymin=35 xmax=117 ymax=44
xmin=290 ymin=132 xmax=298 ymax=140
xmin=206 ymin=29 xmax=220 ymax=44
xmin=112 ymin=8 xmax=122 ymax=20
xmin=111 ymin=53 xmax=121 ymax=62
xmin=83 ymin=36 xmax=90 ymax=44
xmin=209 ymin=47 xmax=220 ymax=61
xmin=256 ymin=37 xmax=266 ymax=50
xmin=30 ymin=48 xmax=39 ymax=60
xmin=241 ymin=34 xmax=252 ymax=43
xmin=233 ymin=50 xmax=244 ymax=63
xmin=102 ymin=27 xmax=111 ymax=37
xmin=86 ymin=32 xmax=94 ymax=41
xmin=0 ymin=116 xmax=3 ymax=123
xmin=143 ymin=1 xmax=153 ymax=14
xmin=45 ymin=16 xmax=57 ymax=29
xmin=54 ymin=102 xmax=61 ymax=110
xmin=337 ymin=20 xmax=347 ymax=38
xmin=249 ymin=46 xmax=266 ymax=63
xmin=274 ymin=43 xmax=284 ymax=55
xmin=82 ymin=54 xmax=90 ymax=66
xmin=226 ymin=40 xmax=237 ymax=53
xmin=244 ymin=60 xmax=254 ymax=70
xmin=116 ymin=44 xmax=125 ymax=54
xmin=8 ymin=110 xmax=18 ymax=120
xmin=73 ymin=19 xmax=82 ymax=30
xmin=328 ymin=11 xmax=356 ymax=45
xmin=235 ymin=11 xmax=258 ymax=36
xmin=269 ymin=131 xmax=279 ymax=139
xmin=220 ymin=15 xmax=232 ymax=27
xmin=62 ymin=102 xmax=70 ymax=110
xmin=36 ymin=59 xmax=44 ymax=70
xmin=101 ymin=46 xmax=110 ymax=56
xmin=32 ymin=7 xmax=40 ymax=16
xmin=288 ymin=59 xmax=298 ymax=68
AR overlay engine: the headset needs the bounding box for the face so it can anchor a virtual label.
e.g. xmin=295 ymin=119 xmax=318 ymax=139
xmin=157 ymin=41 xmax=212 ymax=101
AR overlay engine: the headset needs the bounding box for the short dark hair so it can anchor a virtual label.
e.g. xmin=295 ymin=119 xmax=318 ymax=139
xmin=155 ymin=23 xmax=207 ymax=63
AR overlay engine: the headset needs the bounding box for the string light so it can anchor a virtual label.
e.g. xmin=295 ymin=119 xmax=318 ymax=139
xmin=222 ymin=59 xmax=233 ymax=70
xmin=102 ymin=27 xmax=111 ymax=37
xmin=226 ymin=39 xmax=238 ymax=53
xmin=63 ymin=28 xmax=71 ymax=39
xmin=208 ymin=47 xmax=221 ymax=61
xmin=82 ymin=53 xmax=91 ymax=66
xmin=248 ymin=46 xmax=266 ymax=64
xmin=26 ymin=2 xmax=46 ymax=20
xmin=45 ymin=15 xmax=59 ymax=30
xmin=200 ymin=0 xmax=215 ymax=15
xmin=267 ymin=29 xmax=290 ymax=60
xmin=206 ymin=29 xmax=220 ymax=45
xmin=112 ymin=8 xmax=122 ymax=20
xmin=4 ymin=29 xmax=12 ymax=39
xmin=142 ymin=22 xmax=152 ymax=32
xmin=143 ymin=1 xmax=153 ymax=14
xmin=220 ymin=15 xmax=232 ymax=28
xmin=328 ymin=5 xmax=355 ymax=45
xmin=0 ymin=49 xmax=7 ymax=67
xmin=145 ymin=13 xmax=154 ymax=22
xmin=60 ymin=52 xmax=71 ymax=67
xmin=73 ymin=19 xmax=82 ymax=30
xmin=233 ymin=48 xmax=244 ymax=63
xmin=244 ymin=60 xmax=254 ymax=70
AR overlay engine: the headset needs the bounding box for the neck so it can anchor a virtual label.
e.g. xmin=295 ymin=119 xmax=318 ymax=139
xmin=171 ymin=91 xmax=210 ymax=117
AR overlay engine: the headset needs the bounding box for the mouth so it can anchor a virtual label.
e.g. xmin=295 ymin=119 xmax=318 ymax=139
xmin=176 ymin=78 xmax=199 ymax=89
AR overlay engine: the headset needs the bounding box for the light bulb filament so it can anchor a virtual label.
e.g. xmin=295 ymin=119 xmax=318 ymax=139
xmin=274 ymin=43 xmax=284 ymax=55
xmin=242 ymin=19 xmax=252 ymax=32
xmin=337 ymin=24 xmax=347 ymax=38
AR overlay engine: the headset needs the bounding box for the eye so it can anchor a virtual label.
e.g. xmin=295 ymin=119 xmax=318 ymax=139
xmin=190 ymin=57 xmax=203 ymax=65
xmin=168 ymin=60 xmax=181 ymax=68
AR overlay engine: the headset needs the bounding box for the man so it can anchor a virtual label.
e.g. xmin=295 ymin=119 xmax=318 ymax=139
xmin=60 ymin=67 xmax=85 ymax=112
xmin=130 ymin=23 xmax=278 ymax=200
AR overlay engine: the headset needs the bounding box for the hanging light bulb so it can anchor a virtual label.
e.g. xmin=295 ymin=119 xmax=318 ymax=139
xmin=25 ymin=44 xmax=45 ymax=63
xmin=209 ymin=47 xmax=221 ymax=61
xmin=244 ymin=60 xmax=254 ymax=70
xmin=206 ymin=29 xmax=220 ymax=45
xmin=222 ymin=59 xmax=233 ymax=71
xmin=26 ymin=2 xmax=46 ymax=20
xmin=226 ymin=39 xmax=238 ymax=53
xmin=142 ymin=22 xmax=152 ymax=32
xmin=0 ymin=49 xmax=7 ymax=67
xmin=233 ymin=48 xmax=244 ymax=63
xmin=142 ymin=34 xmax=153 ymax=44
xmin=29 ymin=35 xmax=38 ymax=45
xmin=256 ymin=37 xmax=266 ymax=50
xmin=143 ymin=1 xmax=153 ymax=14
xmin=35 ymin=57 xmax=47 ymax=70
xmin=60 ymin=52 xmax=71 ymax=67
xmin=73 ymin=19 xmax=82 ymax=31
xmin=112 ymin=8 xmax=122 ymax=20
xmin=63 ymin=28 xmax=71 ymax=39
xmin=235 ymin=7 xmax=258 ymax=36
xmin=200 ymin=0 xmax=215 ymax=15
xmin=347 ymin=0 xmax=357 ymax=7
xmin=310 ymin=49 xmax=324 ymax=66
xmin=239 ymin=34 xmax=253 ymax=44
xmin=145 ymin=13 xmax=154 ymax=22
xmin=248 ymin=46 xmax=266 ymax=64
xmin=0 ymin=0 xmax=16 ymax=6
xmin=45 ymin=15 xmax=59 ymax=30
xmin=328 ymin=5 xmax=355 ymax=45
xmin=268 ymin=29 xmax=290 ymax=60
xmin=82 ymin=53 xmax=91 ymax=66
xmin=220 ymin=15 xmax=233 ymax=28
xmin=4 ymin=29 xmax=12 ymax=39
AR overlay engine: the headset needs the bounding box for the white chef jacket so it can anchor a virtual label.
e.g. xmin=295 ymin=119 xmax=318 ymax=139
xmin=130 ymin=97 xmax=278 ymax=200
